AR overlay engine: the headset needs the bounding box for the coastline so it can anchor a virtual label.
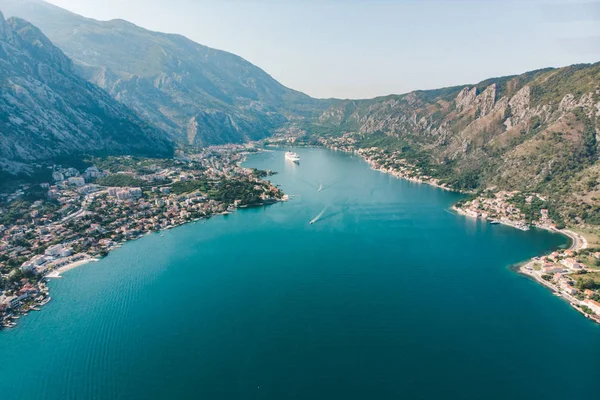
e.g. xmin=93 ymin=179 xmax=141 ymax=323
xmin=2 ymin=148 xmax=287 ymax=330
xmin=324 ymin=145 xmax=463 ymax=193
xmin=44 ymin=258 xmax=99 ymax=279
xmin=322 ymin=143 xmax=599 ymax=325
xmin=451 ymin=203 xmax=598 ymax=324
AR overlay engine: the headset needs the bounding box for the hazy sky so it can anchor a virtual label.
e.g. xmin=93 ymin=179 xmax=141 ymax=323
xmin=44 ymin=0 xmax=600 ymax=99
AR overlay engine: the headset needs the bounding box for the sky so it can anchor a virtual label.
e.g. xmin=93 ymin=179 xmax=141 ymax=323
xmin=44 ymin=0 xmax=600 ymax=99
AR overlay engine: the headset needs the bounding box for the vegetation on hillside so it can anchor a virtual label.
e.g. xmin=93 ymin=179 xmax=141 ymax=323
xmin=308 ymin=62 xmax=600 ymax=227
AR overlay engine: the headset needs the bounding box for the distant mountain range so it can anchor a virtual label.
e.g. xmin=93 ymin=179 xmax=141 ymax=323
xmin=0 ymin=10 xmax=173 ymax=169
xmin=0 ymin=0 xmax=329 ymax=147
xmin=1 ymin=0 xmax=599 ymax=225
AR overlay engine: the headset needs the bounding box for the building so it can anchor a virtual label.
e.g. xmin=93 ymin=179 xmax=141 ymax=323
xmin=561 ymin=258 xmax=582 ymax=269
xmin=0 ymin=295 xmax=20 ymax=310
xmin=542 ymin=265 xmax=564 ymax=274
xmin=68 ymin=177 xmax=86 ymax=187
xmin=45 ymin=244 xmax=64 ymax=256
xmin=59 ymin=248 xmax=73 ymax=258
xmin=130 ymin=188 xmax=143 ymax=198
xmin=85 ymin=166 xmax=104 ymax=179
xmin=116 ymin=190 xmax=132 ymax=201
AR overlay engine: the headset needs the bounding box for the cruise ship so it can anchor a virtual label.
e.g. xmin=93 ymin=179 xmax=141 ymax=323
xmin=285 ymin=151 xmax=300 ymax=163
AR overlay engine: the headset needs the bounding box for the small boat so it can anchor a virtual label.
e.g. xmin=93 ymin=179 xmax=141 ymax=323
xmin=318 ymin=184 xmax=323 ymax=192
xmin=490 ymin=220 xmax=500 ymax=225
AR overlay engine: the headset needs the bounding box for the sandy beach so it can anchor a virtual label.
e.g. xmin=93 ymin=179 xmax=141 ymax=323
xmin=45 ymin=258 xmax=99 ymax=279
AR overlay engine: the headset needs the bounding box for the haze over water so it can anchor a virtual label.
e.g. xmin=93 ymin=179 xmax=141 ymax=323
xmin=1 ymin=148 xmax=598 ymax=399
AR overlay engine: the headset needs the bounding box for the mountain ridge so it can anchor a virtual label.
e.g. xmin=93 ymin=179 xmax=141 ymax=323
xmin=0 ymin=10 xmax=173 ymax=166
xmin=0 ymin=0 xmax=330 ymax=146
xmin=308 ymin=62 xmax=600 ymax=225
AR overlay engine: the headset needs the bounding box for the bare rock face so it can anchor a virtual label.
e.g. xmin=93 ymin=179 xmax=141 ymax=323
xmin=508 ymin=86 xmax=531 ymax=125
xmin=559 ymin=92 xmax=597 ymax=119
xmin=475 ymin=84 xmax=497 ymax=117
xmin=456 ymin=87 xmax=478 ymax=112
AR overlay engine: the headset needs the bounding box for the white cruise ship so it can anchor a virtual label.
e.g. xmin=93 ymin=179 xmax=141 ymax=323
xmin=285 ymin=151 xmax=300 ymax=163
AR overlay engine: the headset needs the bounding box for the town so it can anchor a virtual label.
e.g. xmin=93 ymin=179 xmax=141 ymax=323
xmin=0 ymin=145 xmax=285 ymax=328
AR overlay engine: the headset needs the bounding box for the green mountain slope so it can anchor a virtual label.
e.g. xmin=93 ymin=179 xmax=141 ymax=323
xmin=0 ymin=11 xmax=173 ymax=167
xmin=310 ymin=63 xmax=600 ymax=224
xmin=0 ymin=0 xmax=328 ymax=146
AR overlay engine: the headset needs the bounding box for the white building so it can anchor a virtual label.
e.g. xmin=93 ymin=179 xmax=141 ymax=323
xmin=59 ymin=248 xmax=72 ymax=257
xmin=116 ymin=190 xmax=132 ymax=201
xmin=45 ymin=244 xmax=64 ymax=256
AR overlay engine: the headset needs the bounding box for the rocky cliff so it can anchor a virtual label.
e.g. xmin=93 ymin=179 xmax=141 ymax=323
xmin=0 ymin=11 xmax=173 ymax=166
xmin=0 ymin=0 xmax=329 ymax=146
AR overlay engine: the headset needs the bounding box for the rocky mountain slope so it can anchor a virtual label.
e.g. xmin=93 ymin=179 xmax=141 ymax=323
xmin=0 ymin=0 xmax=329 ymax=146
xmin=0 ymin=11 xmax=173 ymax=167
xmin=311 ymin=64 xmax=600 ymax=224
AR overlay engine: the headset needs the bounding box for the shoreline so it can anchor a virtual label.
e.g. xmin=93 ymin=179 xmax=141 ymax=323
xmin=324 ymin=145 xmax=464 ymax=193
xmin=450 ymin=206 xmax=598 ymax=324
xmin=3 ymin=195 xmax=286 ymax=330
xmin=320 ymin=144 xmax=599 ymax=324
xmin=44 ymin=258 xmax=99 ymax=279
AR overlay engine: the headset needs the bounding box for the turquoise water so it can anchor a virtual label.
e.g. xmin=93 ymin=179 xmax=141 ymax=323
xmin=1 ymin=148 xmax=599 ymax=399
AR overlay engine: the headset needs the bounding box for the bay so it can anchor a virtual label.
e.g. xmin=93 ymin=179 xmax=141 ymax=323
xmin=1 ymin=148 xmax=598 ymax=400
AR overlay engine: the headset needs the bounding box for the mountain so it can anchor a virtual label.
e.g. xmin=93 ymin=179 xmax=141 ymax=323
xmin=311 ymin=63 xmax=600 ymax=224
xmin=0 ymin=10 xmax=173 ymax=167
xmin=0 ymin=0 xmax=328 ymax=146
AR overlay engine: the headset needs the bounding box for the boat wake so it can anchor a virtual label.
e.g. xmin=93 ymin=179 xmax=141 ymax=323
xmin=310 ymin=207 xmax=327 ymax=224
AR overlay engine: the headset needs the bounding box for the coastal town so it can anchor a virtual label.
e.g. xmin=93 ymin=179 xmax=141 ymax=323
xmin=0 ymin=145 xmax=285 ymax=329
xmin=269 ymin=133 xmax=600 ymax=323
xmin=455 ymin=191 xmax=600 ymax=323
xmin=3 ymin=135 xmax=600 ymax=328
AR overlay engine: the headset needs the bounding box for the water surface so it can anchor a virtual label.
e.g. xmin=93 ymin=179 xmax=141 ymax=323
xmin=1 ymin=148 xmax=598 ymax=400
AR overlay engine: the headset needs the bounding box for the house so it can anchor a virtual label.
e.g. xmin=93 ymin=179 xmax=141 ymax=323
xmin=561 ymin=258 xmax=581 ymax=269
xmin=561 ymin=281 xmax=578 ymax=295
xmin=584 ymin=289 xmax=596 ymax=298
xmin=542 ymin=265 xmax=564 ymax=274
xmin=0 ymin=295 xmax=20 ymax=310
